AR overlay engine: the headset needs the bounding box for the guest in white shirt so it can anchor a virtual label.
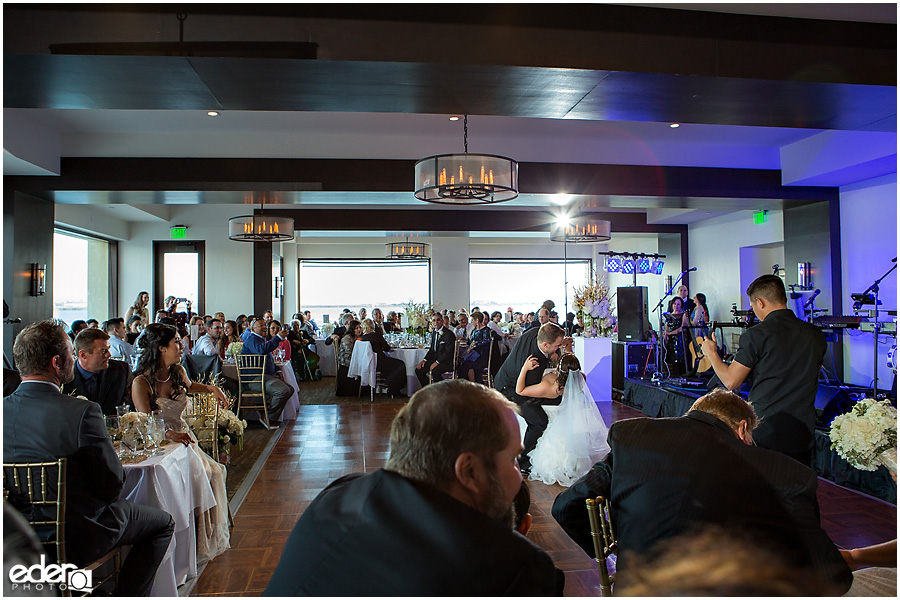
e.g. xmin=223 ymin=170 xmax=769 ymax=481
xmin=104 ymin=318 xmax=134 ymax=363
xmin=193 ymin=318 xmax=223 ymax=356
xmin=454 ymin=313 xmax=474 ymax=339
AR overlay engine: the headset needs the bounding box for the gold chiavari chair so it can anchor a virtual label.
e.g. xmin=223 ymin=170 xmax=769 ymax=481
xmin=188 ymin=392 xmax=219 ymax=460
xmin=586 ymin=495 xmax=618 ymax=597
xmin=235 ymin=354 xmax=272 ymax=429
xmin=428 ymin=339 xmax=461 ymax=384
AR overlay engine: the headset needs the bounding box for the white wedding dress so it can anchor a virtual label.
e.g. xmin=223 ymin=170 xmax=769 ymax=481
xmin=157 ymin=392 xmax=231 ymax=563
xmin=528 ymin=369 xmax=611 ymax=487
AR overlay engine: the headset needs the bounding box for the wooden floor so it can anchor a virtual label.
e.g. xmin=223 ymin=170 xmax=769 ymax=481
xmin=193 ymin=398 xmax=897 ymax=596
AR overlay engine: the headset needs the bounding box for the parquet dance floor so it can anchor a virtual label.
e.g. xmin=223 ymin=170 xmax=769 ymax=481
xmin=193 ymin=401 xmax=896 ymax=596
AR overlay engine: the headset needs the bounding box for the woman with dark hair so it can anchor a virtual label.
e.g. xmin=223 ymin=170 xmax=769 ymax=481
xmin=515 ymin=351 xmax=610 ymax=486
xmin=691 ymin=292 xmax=710 ymax=337
xmin=335 ymin=320 xmax=362 ymax=395
xmin=457 ymin=311 xmax=500 ymax=382
xmin=219 ymin=320 xmax=241 ymax=359
xmin=664 ymin=296 xmax=689 ymax=376
xmin=125 ymin=290 xmax=150 ymax=327
xmin=131 ymin=323 xmax=231 ymax=562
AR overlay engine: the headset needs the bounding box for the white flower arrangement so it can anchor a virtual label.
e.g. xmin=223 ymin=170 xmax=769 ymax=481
xmin=829 ymin=398 xmax=897 ymax=471
xmin=119 ymin=410 xmax=150 ymax=432
xmin=401 ymin=300 xmax=438 ymax=335
xmin=322 ymin=322 xmax=335 ymax=337
xmin=224 ymin=341 xmax=243 ymax=360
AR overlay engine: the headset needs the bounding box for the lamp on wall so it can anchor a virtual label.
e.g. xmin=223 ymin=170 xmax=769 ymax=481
xmin=274 ymin=276 xmax=284 ymax=299
xmin=30 ymin=263 xmax=46 ymax=296
xmin=414 ymin=115 xmax=518 ymax=204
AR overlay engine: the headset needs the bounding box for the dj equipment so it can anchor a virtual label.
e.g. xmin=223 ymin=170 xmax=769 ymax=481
xmin=612 ymin=341 xmax=657 ymax=393
xmin=814 ymin=384 xmax=856 ymax=428
xmin=617 ymin=286 xmax=650 ymax=342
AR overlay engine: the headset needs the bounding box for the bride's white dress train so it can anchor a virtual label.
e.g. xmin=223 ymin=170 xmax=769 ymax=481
xmin=528 ymin=370 xmax=611 ymax=487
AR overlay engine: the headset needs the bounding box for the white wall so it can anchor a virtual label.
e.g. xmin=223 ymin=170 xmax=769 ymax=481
xmin=689 ymin=210 xmax=785 ymax=322
xmin=839 ymin=174 xmax=898 ymax=388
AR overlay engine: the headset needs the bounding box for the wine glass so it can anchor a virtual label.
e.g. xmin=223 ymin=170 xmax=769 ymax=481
xmin=148 ymin=416 xmax=167 ymax=456
xmin=105 ymin=415 xmax=120 ymax=442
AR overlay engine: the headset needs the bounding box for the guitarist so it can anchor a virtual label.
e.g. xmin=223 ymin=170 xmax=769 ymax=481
xmin=687 ymin=293 xmax=711 ymax=375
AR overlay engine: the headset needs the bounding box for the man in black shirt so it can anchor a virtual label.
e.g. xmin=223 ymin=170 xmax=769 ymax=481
xmin=700 ymin=274 xmax=826 ymax=464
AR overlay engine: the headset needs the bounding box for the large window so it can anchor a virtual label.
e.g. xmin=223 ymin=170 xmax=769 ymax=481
xmin=299 ymin=259 xmax=430 ymax=325
xmin=469 ymin=259 xmax=591 ymax=317
xmin=53 ymin=229 xmax=111 ymax=324
xmin=153 ymin=241 xmax=205 ymax=315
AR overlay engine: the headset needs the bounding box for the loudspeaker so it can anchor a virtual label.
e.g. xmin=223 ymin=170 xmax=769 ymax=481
xmin=814 ymin=384 xmax=855 ymax=428
xmin=617 ymin=286 xmax=649 ymax=341
xmin=612 ymin=341 xmax=657 ymax=392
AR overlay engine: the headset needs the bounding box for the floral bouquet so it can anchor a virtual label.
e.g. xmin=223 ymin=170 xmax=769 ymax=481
xmin=321 ymin=322 xmax=335 ymax=338
xmin=829 ymin=398 xmax=897 ymax=472
xmin=216 ymin=407 xmax=247 ymax=451
xmin=573 ymin=271 xmax=616 ymax=338
xmin=119 ymin=410 xmax=150 ymax=435
xmin=224 ymin=341 xmax=243 ymax=361
xmin=402 ymin=300 xmax=436 ymax=336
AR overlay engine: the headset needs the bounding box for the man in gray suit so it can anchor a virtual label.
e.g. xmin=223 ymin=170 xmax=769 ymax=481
xmin=4 ymin=320 xmax=174 ymax=596
xmin=60 ymin=328 xmax=132 ymax=415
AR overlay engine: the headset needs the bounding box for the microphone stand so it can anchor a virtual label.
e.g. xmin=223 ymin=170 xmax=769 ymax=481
xmin=651 ymin=269 xmax=691 ymax=381
xmin=854 ymin=260 xmax=897 ymax=399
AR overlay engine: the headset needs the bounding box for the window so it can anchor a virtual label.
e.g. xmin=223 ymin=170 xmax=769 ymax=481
xmin=153 ymin=241 xmax=205 ymax=315
xmin=299 ymin=259 xmax=430 ymax=325
xmin=53 ymin=229 xmax=111 ymax=324
xmin=468 ymin=259 xmax=591 ymax=318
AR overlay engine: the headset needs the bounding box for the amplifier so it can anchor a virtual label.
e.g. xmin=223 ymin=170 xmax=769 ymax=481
xmin=612 ymin=341 xmax=657 ymax=393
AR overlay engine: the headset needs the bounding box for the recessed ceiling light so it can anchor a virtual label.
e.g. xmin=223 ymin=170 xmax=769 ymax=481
xmin=207 ymin=111 xmax=220 ymax=117
xmin=449 ymin=116 xmax=459 ymax=121
xmin=669 ymin=123 xmax=680 ymax=128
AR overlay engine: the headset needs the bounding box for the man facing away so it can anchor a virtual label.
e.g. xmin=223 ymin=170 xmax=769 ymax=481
xmin=60 ymin=328 xmax=132 ymax=415
xmin=264 ymin=379 xmax=564 ymax=596
xmin=4 ymin=320 xmax=174 ymax=596
xmin=551 ymin=389 xmax=852 ymax=595
xmin=104 ymin=317 xmax=134 ymax=363
xmin=700 ymin=273 xmax=827 ymax=464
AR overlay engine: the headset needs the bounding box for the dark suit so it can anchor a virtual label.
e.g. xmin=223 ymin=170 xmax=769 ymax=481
xmin=360 ymin=332 xmax=407 ymax=395
xmin=264 ymin=469 xmax=564 ymax=596
xmin=415 ymin=327 xmax=457 ymax=387
xmin=60 ymin=359 xmax=132 ymax=415
xmin=323 ymin=325 xmax=347 ymax=346
xmin=551 ymin=411 xmax=852 ymax=594
xmin=4 ymin=382 xmax=174 ymax=596
xmin=492 ymin=327 xmax=557 ymax=466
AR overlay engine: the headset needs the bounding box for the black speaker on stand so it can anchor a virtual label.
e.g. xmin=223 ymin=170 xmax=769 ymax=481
xmin=814 ymin=384 xmax=855 ymax=428
xmin=617 ymin=286 xmax=649 ymax=342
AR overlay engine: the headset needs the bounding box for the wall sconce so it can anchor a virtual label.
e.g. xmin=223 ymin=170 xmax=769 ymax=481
xmin=274 ymin=276 xmax=284 ymax=299
xmin=31 ymin=263 xmax=46 ymax=296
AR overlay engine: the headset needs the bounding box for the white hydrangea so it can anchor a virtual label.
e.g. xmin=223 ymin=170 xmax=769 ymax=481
xmin=829 ymin=398 xmax=897 ymax=471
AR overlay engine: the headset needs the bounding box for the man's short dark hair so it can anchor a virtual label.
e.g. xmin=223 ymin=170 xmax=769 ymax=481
xmin=746 ymin=274 xmax=787 ymax=305
xmin=127 ymin=315 xmax=143 ymax=327
xmin=102 ymin=318 xmax=123 ymax=333
xmin=690 ymin=388 xmax=759 ymax=434
xmin=386 ymin=380 xmax=517 ymax=491
xmin=536 ymin=322 xmax=565 ymax=346
xmin=74 ymin=328 xmax=111 ymax=354
xmin=13 ymin=320 xmax=70 ymax=376
xmin=69 ymin=320 xmax=87 ymax=335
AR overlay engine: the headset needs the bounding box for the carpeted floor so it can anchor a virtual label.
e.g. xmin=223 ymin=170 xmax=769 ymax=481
xmin=224 ymin=425 xmax=278 ymax=501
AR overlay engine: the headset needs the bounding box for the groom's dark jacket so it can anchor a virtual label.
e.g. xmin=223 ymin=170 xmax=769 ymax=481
xmin=552 ymin=410 xmax=852 ymax=594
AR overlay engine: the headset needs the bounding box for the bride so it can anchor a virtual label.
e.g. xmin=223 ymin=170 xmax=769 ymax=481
xmin=132 ymin=323 xmax=231 ymax=563
xmin=515 ymin=352 xmax=611 ymax=486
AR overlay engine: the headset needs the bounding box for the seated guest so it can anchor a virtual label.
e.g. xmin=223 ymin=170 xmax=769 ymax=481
xmin=514 ymin=312 xmax=525 ymax=326
xmin=264 ymin=380 xmax=563 ymax=596
xmin=219 ymin=319 xmax=241 ymax=359
xmin=193 ymin=317 xmax=223 ymax=356
xmin=295 ymin=312 xmax=316 ymax=340
xmin=458 ymin=311 xmax=500 ymax=382
xmin=371 ymin=308 xmax=388 ymax=334
xmin=562 ymin=312 xmax=583 ymax=336
xmin=447 ymin=310 xmax=458 ymax=328
xmin=268 ymin=320 xmax=292 ymax=360
xmin=325 ymin=313 xmax=353 ymax=346
xmin=551 ymin=389 xmax=852 ymax=594
xmin=336 ymin=320 xmax=361 ymax=396
xmin=69 ymin=319 xmax=88 ymax=340
xmin=524 ymin=308 xmax=549 ymax=332
xmin=126 ymin=314 xmax=143 ymax=345
xmin=124 ymin=290 xmax=150 ymax=328
xmin=4 ymin=320 xmax=174 ymax=596
xmin=241 ymin=318 xmax=293 ymax=428
xmin=105 ymin=317 xmax=135 ymax=363
xmin=415 ymin=313 xmax=457 ymax=388
xmin=61 ymin=328 xmax=133 ymax=415
xmin=549 ymin=310 xmax=559 ymax=324
xmin=303 ymin=310 xmax=320 ymax=333
xmin=524 ymin=312 xmax=534 ymax=325
xmin=454 ymin=312 xmax=473 ymax=339
xmin=286 ymin=319 xmax=319 ymax=380
xmin=213 ymin=311 xmax=226 ymax=324
xmin=358 ymin=307 xmax=367 ymax=322
xmin=384 ymin=310 xmax=400 ymax=333
xmin=235 ymin=314 xmax=247 ymax=331
xmin=87 ymin=318 xmax=100 ymax=329
xmin=359 ymin=318 xmax=407 ymax=396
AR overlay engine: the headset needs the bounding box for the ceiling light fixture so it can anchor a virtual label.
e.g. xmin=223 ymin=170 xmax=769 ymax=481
xmin=669 ymin=123 xmax=680 ymax=128
xmin=228 ymin=202 xmax=294 ymax=243
xmin=207 ymin=110 xmax=220 ymax=117
xmin=449 ymin=116 xmax=459 ymax=121
xmin=386 ymin=237 xmax=429 ymax=259
xmin=549 ymin=216 xmax=612 ymax=243
xmin=414 ymin=115 xmax=518 ymax=204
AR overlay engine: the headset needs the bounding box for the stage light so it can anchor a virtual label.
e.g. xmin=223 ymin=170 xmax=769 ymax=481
xmin=636 ymin=256 xmax=652 ymax=274
xmin=651 ymin=259 xmax=665 ymax=275
xmin=621 ymin=258 xmax=636 ymax=275
xmin=605 ymin=256 xmax=621 ymax=273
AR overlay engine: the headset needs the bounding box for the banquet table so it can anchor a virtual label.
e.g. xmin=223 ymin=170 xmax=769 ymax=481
xmin=122 ymin=442 xmax=206 ymax=597
xmin=222 ymin=360 xmax=301 ymax=421
xmin=385 ymin=347 xmax=429 ymax=395
xmin=315 ymin=339 xmax=336 ymax=376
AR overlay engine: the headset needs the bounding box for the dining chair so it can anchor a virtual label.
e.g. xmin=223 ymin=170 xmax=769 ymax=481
xmin=181 ymin=353 xmax=222 ymax=383
xmin=586 ymin=495 xmax=617 ymax=597
xmin=235 ymin=354 xmax=271 ymax=429
xmin=187 ymin=392 xmax=219 ymax=460
xmin=348 ymin=341 xmax=390 ymax=401
xmin=3 ymin=458 xmax=121 ymax=596
xmin=479 ymin=342 xmax=495 ymax=387
xmin=428 ymin=340 xmax=461 ymax=384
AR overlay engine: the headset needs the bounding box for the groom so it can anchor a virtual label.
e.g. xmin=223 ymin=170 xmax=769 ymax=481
xmin=493 ymin=322 xmax=569 ymax=473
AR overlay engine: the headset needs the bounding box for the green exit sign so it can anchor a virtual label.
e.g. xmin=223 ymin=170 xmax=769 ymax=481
xmin=753 ymin=210 xmax=767 ymax=225
xmin=171 ymin=226 xmax=188 ymax=239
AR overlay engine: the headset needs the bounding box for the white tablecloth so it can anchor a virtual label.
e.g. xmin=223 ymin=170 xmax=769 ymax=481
xmin=123 ymin=443 xmax=207 ymax=597
xmin=222 ymin=361 xmax=300 ymax=421
xmin=315 ymin=339 xmax=336 ymax=376
xmin=385 ymin=347 xmax=429 ymax=394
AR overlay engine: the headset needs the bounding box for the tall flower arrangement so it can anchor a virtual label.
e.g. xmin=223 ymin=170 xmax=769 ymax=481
xmin=402 ymin=300 xmax=434 ymax=336
xmin=573 ymin=271 xmax=616 ymax=338
xmin=829 ymin=398 xmax=897 ymax=472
